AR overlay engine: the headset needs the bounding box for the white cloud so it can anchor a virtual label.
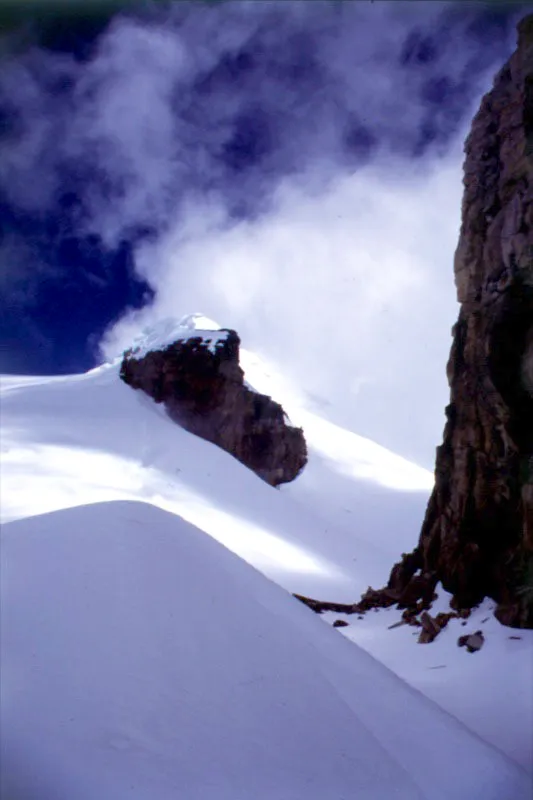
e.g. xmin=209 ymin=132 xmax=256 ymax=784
xmin=101 ymin=144 xmax=465 ymax=469
xmin=93 ymin=2 xmax=523 ymax=468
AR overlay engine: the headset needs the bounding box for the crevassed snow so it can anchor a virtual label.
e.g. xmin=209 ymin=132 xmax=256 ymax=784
xmin=1 ymin=347 xmax=532 ymax=778
xmin=1 ymin=500 xmax=531 ymax=800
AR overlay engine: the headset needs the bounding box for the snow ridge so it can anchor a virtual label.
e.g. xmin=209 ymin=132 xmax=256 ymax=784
xmin=128 ymin=313 xmax=230 ymax=359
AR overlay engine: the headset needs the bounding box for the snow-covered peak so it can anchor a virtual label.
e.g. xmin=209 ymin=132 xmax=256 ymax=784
xmin=126 ymin=314 xmax=230 ymax=359
xmin=178 ymin=312 xmax=224 ymax=331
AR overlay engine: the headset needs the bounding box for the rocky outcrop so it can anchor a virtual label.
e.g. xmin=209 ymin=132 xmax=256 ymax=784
xmin=120 ymin=328 xmax=307 ymax=487
xmin=457 ymin=631 xmax=485 ymax=653
xmin=363 ymin=15 xmax=533 ymax=628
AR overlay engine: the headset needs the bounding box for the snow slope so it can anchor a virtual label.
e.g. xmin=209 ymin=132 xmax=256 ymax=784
xmin=0 ymin=362 xmax=428 ymax=600
xmin=1 ymin=341 xmax=532 ymax=780
xmin=2 ymin=500 xmax=531 ymax=800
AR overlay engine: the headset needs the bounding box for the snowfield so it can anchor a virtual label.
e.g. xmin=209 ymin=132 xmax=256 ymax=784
xmin=1 ymin=332 xmax=532 ymax=796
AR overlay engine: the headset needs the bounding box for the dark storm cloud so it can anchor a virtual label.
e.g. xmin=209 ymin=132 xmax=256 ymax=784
xmin=0 ymin=1 xmax=524 ymax=242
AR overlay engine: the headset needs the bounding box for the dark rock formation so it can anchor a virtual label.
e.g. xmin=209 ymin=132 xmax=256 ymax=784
xmin=120 ymin=329 xmax=307 ymax=487
xmin=418 ymin=612 xmax=442 ymax=645
xmin=357 ymin=568 xmax=438 ymax=616
xmin=458 ymin=631 xmax=485 ymax=653
xmin=362 ymin=15 xmax=533 ymax=629
xmin=293 ymin=593 xmax=363 ymax=615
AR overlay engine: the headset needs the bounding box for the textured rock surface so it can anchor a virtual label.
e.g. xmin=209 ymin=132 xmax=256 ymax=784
xmin=120 ymin=329 xmax=307 ymax=487
xmin=365 ymin=15 xmax=533 ymax=628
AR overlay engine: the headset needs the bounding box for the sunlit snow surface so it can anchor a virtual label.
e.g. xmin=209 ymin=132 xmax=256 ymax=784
xmin=1 ymin=321 xmax=532 ymax=789
xmin=127 ymin=313 xmax=230 ymax=358
xmin=240 ymin=347 xmax=434 ymax=492
xmin=3 ymin=501 xmax=531 ymax=800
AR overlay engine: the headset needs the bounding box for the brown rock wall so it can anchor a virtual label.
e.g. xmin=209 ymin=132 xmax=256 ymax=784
xmin=361 ymin=15 xmax=533 ymax=628
xmin=120 ymin=330 xmax=307 ymax=487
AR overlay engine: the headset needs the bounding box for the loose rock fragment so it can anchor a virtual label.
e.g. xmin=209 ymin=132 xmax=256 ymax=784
xmin=458 ymin=630 xmax=485 ymax=652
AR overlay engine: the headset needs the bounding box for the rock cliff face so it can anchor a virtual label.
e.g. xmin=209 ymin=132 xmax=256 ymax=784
xmin=120 ymin=328 xmax=307 ymax=487
xmin=362 ymin=15 xmax=533 ymax=628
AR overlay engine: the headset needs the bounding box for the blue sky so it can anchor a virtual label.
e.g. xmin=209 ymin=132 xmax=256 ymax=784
xmin=0 ymin=0 xmax=528 ymax=464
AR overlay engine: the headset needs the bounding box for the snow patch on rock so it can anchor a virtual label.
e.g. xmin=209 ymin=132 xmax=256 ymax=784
xmin=127 ymin=313 xmax=230 ymax=359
